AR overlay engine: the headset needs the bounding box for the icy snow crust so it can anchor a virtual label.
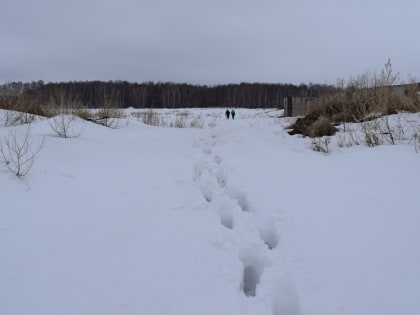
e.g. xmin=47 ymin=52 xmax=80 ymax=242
xmin=1 ymin=108 xmax=419 ymax=315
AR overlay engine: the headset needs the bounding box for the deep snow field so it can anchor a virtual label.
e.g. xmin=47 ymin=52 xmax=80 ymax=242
xmin=1 ymin=108 xmax=419 ymax=315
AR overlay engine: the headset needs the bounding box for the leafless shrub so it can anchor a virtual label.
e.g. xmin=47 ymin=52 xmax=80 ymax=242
xmin=133 ymin=110 xmax=204 ymax=129
xmin=413 ymin=133 xmax=420 ymax=153
xmin=0 ymin=127 xmax=44 ymax=177
xmin=336 ymin=123 xmax=363 ymax=148
xmin=176 ymin=110 xmax=190 ymax=117
xmin=336 ymin=130 xmax=360 ymax=148
xmin=0 ymin=95 xmax=37 ymax=125
xmin=130 ymin=111 xmax=141 ymax=121
xmin=336 ymin=134 xmax=347 ymax=148
xmin=190 ymin=115 xmax=204 ymax=128
xmin=171 ymin=115 xmax=187 ymax=128
xmin=349 ymin=129 xmax=361 ymax=146
xmin=138 ymin=109 xmax=164 ymax=126
xmin=311 ymin=136 xmax=331 ymax=153
xmin=378 ymin=116 xmax=396 ymax=145
xmin=358 ymin=114 xmax=405 ymax=146
xmin=94 ymin=108 xmax=123 ymax=128
xmin=48 ymin=114 xmax=83 ymax=138
xmin=87 ymin=96 xmax=125 ymax=128
xmin=72 ymin=106 xmax=92 ymax=120
xmin=1 ymin=110 xmax=38 ymax=126
xmin=15 ymin=94 xmax=46 ymax=118
xmin=393 ymin=114 xmax=406 ymax=140
xmin=402 ymin=80 xmax=420 ymax=112
xmin=357 ymin=112 xmax=420 ymax=150
xmin=360 ymin=119 xmax=382 ymax=147
xmin=2 ymin=110 xmax=21 ymax=127
xmin=407 ymin=116 xmax=420 ymax=152
xmin=208 ymin=117 xmax=217 ymax=128
xmin=14 ymin=111 xmax=36 ymax=125
xmin=41 ymin=92 xmax=92 ymax=120
xmin=40 ymin=100 xmax=62 ymax=118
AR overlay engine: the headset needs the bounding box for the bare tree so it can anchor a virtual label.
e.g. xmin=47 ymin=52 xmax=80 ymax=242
xmin=48 ymin=114 xmax=83 ymax=138
xmin=0 ymin=127 xmax=44 ymax=177
xmin=2 ymin=110 xmax=20 ymax=127
xmin=379 ymin=58 xmax=400 ymax=87
xmin=93 ymin=95 xmax=124 ymax=128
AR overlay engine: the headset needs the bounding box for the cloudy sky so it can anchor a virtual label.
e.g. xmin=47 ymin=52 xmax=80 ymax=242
xmin=1 ymin=0 xmax=419 ymax=85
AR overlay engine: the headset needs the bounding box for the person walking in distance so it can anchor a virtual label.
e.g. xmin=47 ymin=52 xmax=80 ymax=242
xmin=231 ymin=108 xmax=236 ymax=120
xmin=225 ymin=108 xmax=230 ymax=119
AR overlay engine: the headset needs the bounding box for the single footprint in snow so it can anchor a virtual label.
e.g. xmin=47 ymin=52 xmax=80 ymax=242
xmin=198 ymin=170 xmax=218 ymax=202
xmin=259 ymin=223 xmax=280 ymax=250
xmin=200 ymin=183 xmax=214 ymax=202
xmin=213 ymin=195 xmax=235 ymax=229
xmin=227 ymin=188 xmax=250 ymax=212
xmin=214 ymin=155 xmax=222 ymax=165
xmin=217 ymin=204 xmax=234 ymax=229
xmin=193 ymin=160 xmax=207 ymax=181
xmin=243 ymin=265 xmax=260 ymax=297
xmin=203 ymin=147 xmax=212 ymax=155
xmin=239 ymin=248 xmax=265 ymax=298
xmin=215 ymin=167 xmax=228 ymax=188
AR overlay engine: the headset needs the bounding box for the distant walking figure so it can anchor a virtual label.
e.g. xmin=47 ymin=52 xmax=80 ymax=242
xmin=231 ymin=108 xmax=236 ymax=120
xmin=225 ymin=109 xmax=230 ymax=119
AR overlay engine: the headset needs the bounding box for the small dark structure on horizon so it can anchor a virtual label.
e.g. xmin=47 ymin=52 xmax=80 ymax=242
xmin=283 ymin=96 xmax=314 ymax=117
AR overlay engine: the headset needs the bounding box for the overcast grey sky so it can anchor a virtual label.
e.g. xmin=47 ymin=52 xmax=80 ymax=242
xmin=1 ymin=0 xmax=419 ymax=85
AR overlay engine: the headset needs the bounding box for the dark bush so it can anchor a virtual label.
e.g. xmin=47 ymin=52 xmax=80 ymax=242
xmin=287 ymin=111 xmax=337 ymax=137
xmin=309 ymin=116 xmax=337 ymax=137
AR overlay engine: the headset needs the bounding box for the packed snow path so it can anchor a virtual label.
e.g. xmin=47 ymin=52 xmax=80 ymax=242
xmin=192 ymin=116 xmax=299 ymax=314
xmin=1 ymin=108 xmax=419 ymax=315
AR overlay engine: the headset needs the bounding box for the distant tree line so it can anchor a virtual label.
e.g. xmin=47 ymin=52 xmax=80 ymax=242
xmin=0 ymin=80 xmax=335 ymax=109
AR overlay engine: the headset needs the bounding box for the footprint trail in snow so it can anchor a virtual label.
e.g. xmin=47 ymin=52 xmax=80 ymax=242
xmin=192 ymin=123 xmax=299 ymax=315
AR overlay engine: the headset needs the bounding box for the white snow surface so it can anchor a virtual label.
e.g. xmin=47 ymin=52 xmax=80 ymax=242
xmin=1 ymin=108 xmax=419 ymax=315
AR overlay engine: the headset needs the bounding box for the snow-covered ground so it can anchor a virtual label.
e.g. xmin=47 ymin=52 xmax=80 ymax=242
xmin=1 ymin=108 xmax=419 ymax=315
